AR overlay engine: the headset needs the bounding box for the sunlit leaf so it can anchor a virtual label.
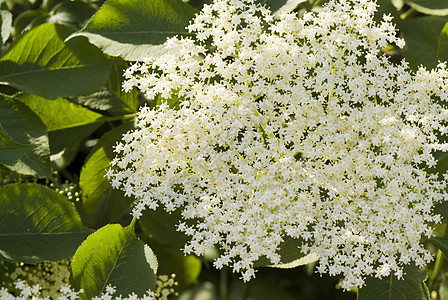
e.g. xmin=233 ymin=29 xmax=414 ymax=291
xmin=0 ymin=23 xmax=112 ymax=99
xmin=70 ymin=221 xmax=157 ymax=299
xmin=69 ymin=0 xmax=197 ymax=60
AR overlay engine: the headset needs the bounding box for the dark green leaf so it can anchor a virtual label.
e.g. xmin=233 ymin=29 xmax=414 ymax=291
xmin=428 ymin=154 xmax=448 ymax=220
xmin=70 ymin=0 xmax=197 ymax=60
xmin=0 ymin=183 xmax=92 ymax=263
xmin=154 ymin=246 xmax=201 ymax=291
xmin=432 ymin=237 xmax=448 ymax=258
xmin=399 ymin=16 xmax=448 ymax=70
xmin=439 ymin=22 xmax=448 ymax=62
xmin=0 ymin=23 xmax=112 ymax=99
xmin=79 ymin=123 xmax=134 ymax=228
xmin=48 ymin=0 xmax=97 ymax=28
xmin=13 ymin=10 xmax=49 ymax=35
xmin=254 ymin=237 xmax=318 ymax=268
xmin=258 ymin=0 xmax=306 ymax=13
xmin=427 ymin=154 xmax=448 ymax=180
xmin=0 ymin=95 xmax=53 ymax=179
xmin=404 ymin=0 xmax=448 ymax=16
xmin=374 ymin=0 xmax=402 ymax=23
xmin=0 ymin=124 xmax=35 ymax=165
xmin=70 ymin=221 xmax=157 ymax=299
xmin=75 ymin=59 xmax=138 ymax=115
xmin=357 ymin=264 xmax=430 ymax=300
xmin=138 ymin=207 xmax=189 ymax=256
xmin=49 ymin=123 xmax=101 ymax=170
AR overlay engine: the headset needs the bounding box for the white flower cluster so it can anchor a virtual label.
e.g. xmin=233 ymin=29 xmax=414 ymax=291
xmin=0 ymin=274 xmax=177 ymax=299
xmin=109 ymin=0 xmax=448 ymax=289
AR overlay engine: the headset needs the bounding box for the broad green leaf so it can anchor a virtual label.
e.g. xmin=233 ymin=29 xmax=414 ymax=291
xmin=79 ymin=123 xmax=134 ymax=228
xmin=0 ymin=9 xmax=12 ymax=44
xmin=357 ymin=264 xmax=430 ymax=300
xmin=404 ymin=0 xmax=448 ymax=16
xmin=439 ymin=22 xmax=448 ymax=62
xmin=375 ymin=0 xmax=402 ymax=23
xmin=432 ymin=237 xmax=448 ymax=257
xmin=0 ymin=23 xmax=112 ymax=99
xmin=0 ymin=95 xmax=53 ymax=179
xmin=69 ymin=0 xmax=197 ymax=61
xmin=138 ymin=207 xmax=189 ymax=256
xmin=70 ymin=221 xmax=157 ymax=299
xmin=49 ymin=123 xmax=101 ymax=170
xmin=399 ymin=16 xmax=448 ymax=70
xmin=75 ymin=59 xmax=138 ymax=115
xmin=0 ymin=124 xmax=35 ymax=165
xmin=254 ymin=237 xmax=318 ymax=268
xmin=16 ymin=94 xmax=103 ymax=131
xmin=0 ymin=183 xmax=92 ymax=263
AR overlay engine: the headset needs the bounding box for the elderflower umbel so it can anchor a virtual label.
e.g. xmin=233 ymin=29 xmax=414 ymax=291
xmin=108 ymin=0 xmax=448 ymax=289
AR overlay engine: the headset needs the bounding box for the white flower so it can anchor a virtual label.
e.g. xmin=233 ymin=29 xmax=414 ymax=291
xmin=109 ymin=0 xmax=448 ymax=290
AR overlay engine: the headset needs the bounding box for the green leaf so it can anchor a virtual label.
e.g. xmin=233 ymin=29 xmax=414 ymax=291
xmin=357 ymin=264 xmax=430 ymax=300
xmin=49 ymin=123 xmax=101 ymax=170
xmin=439 ymin=22 xmax=448 ymax=62
xmin=79 ymin=123 xmax=134 ymax=228
xmin=0 ymin=23 xmax=112 ymax=99
xmin=0 ymin=124 xmax=35 ymax=165
xmin=155 ymin=247 xmax=201 ymax=291
xmin=427 ymin=154 xmax=448 ymax=180
xmin=48 ymin=0 xmax=97 ymax=28
xmin=431 ymin=237 xmax=448 ymax=258
xmin=70 ymin=221 xmax=157 ymax=299
xmin=0 ymin=9 xmax=12 ymax=44
xmin=75 ymin=59 xmax=138 ymax=115
xmin=16 ymin=94 xmax=103 ymax=131
xmin=0 ymin=183 xmax=92 ymax=263
xmin=70 ymin=0 xmax=197 ymax=61
xmin=0 ymin=95 xmax=53 ymax=179
xmin=13 ymin=9 xmax=49 ymax=35
xmin=374 ymin=0 xmax=402 ymax=23
xmin=138 ymin=207 xmax=189 ymax=256
xmin=399 ymin=16 xmax=448 ymax=70
xmin=254 ymin=237 xmax=318 ymax=268
xmin=404 ymin=0 xmax=448 ymax=16
xmin=258 ymin=0 xmax=306 ymax=13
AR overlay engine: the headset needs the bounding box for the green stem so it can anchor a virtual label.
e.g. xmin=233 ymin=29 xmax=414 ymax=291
xmin=400 ymin=8 xmax=417 ymax=20
xmin=98 ymin=113 xmax=136 ymax=124
xmin=242 ymin=280 xmax=252 ymax=300
xmin=220 ymin=268 xmax=228 ymax=300
xmin=430 ymin=250 xmax=444 ymax=291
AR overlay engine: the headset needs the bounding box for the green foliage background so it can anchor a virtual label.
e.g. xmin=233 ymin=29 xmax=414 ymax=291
xmin=0 ymin=0 xmax=447 ymax=299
